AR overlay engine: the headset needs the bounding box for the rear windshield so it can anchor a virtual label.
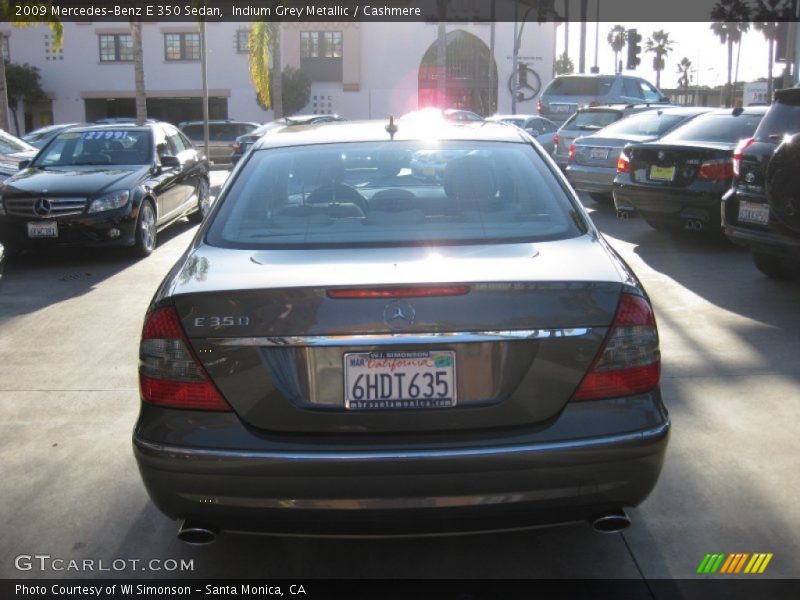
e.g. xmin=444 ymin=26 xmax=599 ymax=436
xmin=206 ymin=141 xmax=583 ymax=249
xmin=661 ymin=113 xmax=764 ymax=144
xmin=182 ymin=123 xmax=257 ymax=142
xmin=32 ymin=130 xmax=152 ymax=166
xmin=562 ymin=110 xmax=621 ymax=131
xmin=598 ymin=111 xmax=692 ymax=138
xmin=754 ymin=101 xmax=800 ymax=142
xmin=546 ymin=77 xmax=614 ymax=97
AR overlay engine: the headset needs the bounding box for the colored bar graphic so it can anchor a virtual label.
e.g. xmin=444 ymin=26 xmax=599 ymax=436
xmin=698 ymin=552 xmax=773 ymax=575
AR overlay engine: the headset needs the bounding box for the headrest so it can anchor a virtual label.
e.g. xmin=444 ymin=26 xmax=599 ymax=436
xmin=443 ymin=154 xmax=497 ymax=201
xmin=291 ymin=153 xmax=345 ymax=187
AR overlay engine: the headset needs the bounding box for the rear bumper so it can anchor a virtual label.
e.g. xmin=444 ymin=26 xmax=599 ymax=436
xmin=133 ymin=393 xmax=670 ymax=536
xmin=723 ymin=223 xmax=800 ymax=259
xmin=613 ymin=184 xmax=724 ymax=226
xmin=566 ymin=164 xmax=616 ymax=194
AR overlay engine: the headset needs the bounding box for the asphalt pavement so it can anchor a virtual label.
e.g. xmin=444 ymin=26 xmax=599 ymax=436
xmin=1 ymin=177 xmax=798 ymax=584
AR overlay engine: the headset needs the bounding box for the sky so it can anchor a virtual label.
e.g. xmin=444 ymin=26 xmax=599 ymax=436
xmin=555 ymin=22 xmax=781 ymax=89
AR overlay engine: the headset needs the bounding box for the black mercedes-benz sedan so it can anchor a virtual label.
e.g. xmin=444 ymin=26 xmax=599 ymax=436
xmin=134 ymin=119 xmax=669 ymax=542
xmin=612 ymin=107 xmax=767 ymax=233
xmin=0 ymin=122 xmax=210 ymax=257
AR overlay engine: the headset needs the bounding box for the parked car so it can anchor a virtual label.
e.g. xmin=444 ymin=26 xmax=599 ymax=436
xmin=133 ymin=119 xmax=668 ymax=540
xmin=0 ymin=122 xmax=209 ymax=257
xmin=486 ymin=114 xmax=559 ymax=147
xmin=613 ymin=106 xmax=767 ymax=233
xmin=567 ymin=106 xmax=713 ymax=203
xmin=22 ymin=123 xmax=83 ymax=149
xmin=722 ymin=88 xmax=800 ymax=278
xmin=539 ymin=74 xmax=669 ymax=125
xmin=230 ymin=115 xmax=344 ymax=166
xmin=179 ymin=120 xmax=260 ymax=166
xmin=0 ymin=129 xmax=38 ymax=181
xmin=399 ymin=108 xmax=484 ymax=123
xmin=551 ymin=104 xmax=669 ymax=170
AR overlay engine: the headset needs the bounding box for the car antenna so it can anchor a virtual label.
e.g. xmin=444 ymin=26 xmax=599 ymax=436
xmin=385 ymin=115 xmax=398 ymax=141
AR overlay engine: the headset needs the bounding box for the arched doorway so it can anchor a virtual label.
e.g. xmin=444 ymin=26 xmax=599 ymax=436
xmin=418 ymin=30 xmax=498 ymax=116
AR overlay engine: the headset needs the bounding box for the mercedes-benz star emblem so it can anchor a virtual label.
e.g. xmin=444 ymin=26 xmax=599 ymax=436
xmin=383 ymin=300 xmax=416 ymax=330
xmin=33 ymin=198 xmax=52 ymax=216
xmin=745 ymin=172 xmax=756 ymax=183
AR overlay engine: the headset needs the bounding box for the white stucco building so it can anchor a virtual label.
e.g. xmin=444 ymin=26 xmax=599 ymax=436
xmin=1 ymin=20 xmax=556 ymax=133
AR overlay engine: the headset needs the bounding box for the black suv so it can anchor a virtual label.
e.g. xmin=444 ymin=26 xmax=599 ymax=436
xmin=722 ymin=88 xmax=800 ymax=279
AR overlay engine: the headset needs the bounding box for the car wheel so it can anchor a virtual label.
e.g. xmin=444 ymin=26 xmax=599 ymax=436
xmin=188 ymin=179 xmax=211 ymax=223
xmin=132 ymin=200 xmax=157 ymax=258
xmin=589 ymin=193 xmax=614 ymax=204
xmin=752 ymin=252 xmax=797 ymax=280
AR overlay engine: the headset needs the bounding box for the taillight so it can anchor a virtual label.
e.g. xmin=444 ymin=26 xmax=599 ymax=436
xmin=537 ymin=100 xmax=543 ymax=114
xmin=732 ymin=137 xmax=755 ymax=176
xmin=568 ymin=143 xmax=576 ymax=161
xmin=616 ymin=151 xmax=631 ymax=173
xmin=697 ymin=158 xmax=734 ymax=181
xmin=230 ymin=142 xmax=240 ymax=151
xmin=139 ymin=306 xmax=230 ymax=411
xmin=572 ymin=293 xmax=660 ymax=401
xmin=328 ymin=286 xmax=469 ymax=299
xmin=552 ymin=134 xmax=559 ymax=153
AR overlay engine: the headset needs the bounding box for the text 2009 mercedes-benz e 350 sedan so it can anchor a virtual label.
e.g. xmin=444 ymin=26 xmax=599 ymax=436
xmin=133 ymin=119 xmax=669 ymax=542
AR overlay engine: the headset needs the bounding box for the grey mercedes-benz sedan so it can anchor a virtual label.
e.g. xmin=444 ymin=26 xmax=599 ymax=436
xmin=133 ymin=119 xmax=669 ymax=541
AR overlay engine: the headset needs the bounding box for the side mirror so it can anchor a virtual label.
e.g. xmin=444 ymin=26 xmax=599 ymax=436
xmin=661 ymin=96 xmax=670 ymax=103
xmin=160 ymin=155 xmax=181 ymax=169
xmin=18 ymin=160 xmax=30 ymax=170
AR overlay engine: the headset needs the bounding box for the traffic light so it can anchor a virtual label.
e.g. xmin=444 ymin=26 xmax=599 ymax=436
xmin=518 ymin=62 xmax=528 ymax=87
xmin=626 ymin=29 xmax=642 ymax=70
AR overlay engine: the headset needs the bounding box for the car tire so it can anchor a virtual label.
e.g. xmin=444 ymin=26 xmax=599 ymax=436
xmin=752 ymin=252 xmax=797 ymax=280
xmin=766 ymin=133 xmax=800 ymax=234
xmin=132 ymin=199 xmax=157 ymax=258
xmin=188 ymin=179 xmax=211 ymax=224
xmin=589 ymin=193 xmax=614 ymax=205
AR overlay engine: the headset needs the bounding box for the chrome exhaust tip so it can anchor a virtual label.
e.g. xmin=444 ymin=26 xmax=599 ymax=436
xmin=177 ymin=520 xmax=217 ymax=545
xmin=616 ymin=210 xmax=630 ymax=220
xmin=591 ymin=508 xmax=631 ymax=534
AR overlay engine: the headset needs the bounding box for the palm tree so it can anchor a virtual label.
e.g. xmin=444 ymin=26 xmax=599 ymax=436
xmin=753 ymin=0 xmax=791 ymax=102
xmin=710 ymin=0 xmax=751 ymax=107
xmin=248 ymin=21 xmax=283 ymax=119
xmin=645 ymin=30 xmax=674 ymax=89
xmin=677 ymin=57 xmax=693 ymax=103
xmin=0 ymin=1 xmax=63 ymax=131
xmin=554 ymin=52 xmax=575 ymax=76
xmin=607 ymin=25 xmax=627 ymax=74
xmin=130 ymin=20 xmax=146 ymax=124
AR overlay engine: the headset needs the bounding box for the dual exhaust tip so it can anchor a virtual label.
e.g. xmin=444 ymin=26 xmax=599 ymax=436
xmin=616 ymin=210 xmax=631 ymax=220
xmin=684 ymin=219 xmax=705 ymax=231
xmin=176 ymin=509 xmax=631 ymax=544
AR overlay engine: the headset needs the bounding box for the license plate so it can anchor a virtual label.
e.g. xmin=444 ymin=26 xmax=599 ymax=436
xmin=344 ymin=350 xmax=456 ymax=410
xmin=27 ymin=221 xmax=58 ymax=238
xmin=553 ymin=104 xmax=572 ymax=113
xmin=589 ymin=148 xmax=609 ymax=160
xmin=738 ymin=200 xmax=770 ymax=226
xmin=649 ymin=165 xmax=676 ymax=181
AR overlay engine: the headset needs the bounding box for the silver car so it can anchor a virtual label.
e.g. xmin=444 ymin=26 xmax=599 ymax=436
xmin=539 ymin=74 xmax=669 ymax=125
xmin=134 ymin=119 xmax=668 ymax=541
xmin=486 ymin=114 xmax=559 ymax=148
xmin=566 ymin=107 xmax=712 ymax=203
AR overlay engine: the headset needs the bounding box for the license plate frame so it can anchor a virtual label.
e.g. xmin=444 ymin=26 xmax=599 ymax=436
xmin=552 ymin=104 xmax=573 ymax=113
xmin=589 ymin=148 xmax=609 ymax=161
xmin=737 ymin=200 xmax=770 ymax=226
xmin=27 ymin=221 xmax=58 ymax=238
xmin=649 ymin=165 xmax=676 ymax=182
xmin=343 ymin=350 xmax=457 ymax=410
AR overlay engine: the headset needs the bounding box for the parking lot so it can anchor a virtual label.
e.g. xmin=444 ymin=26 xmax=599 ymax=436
xmin=1 ymin=170 xmax=799 ymax=581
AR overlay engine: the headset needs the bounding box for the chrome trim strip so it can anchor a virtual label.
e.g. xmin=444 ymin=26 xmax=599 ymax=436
xmin=211 ymin=328 xmax=592 ymax=347
xmin=134 ymin=421 xmax=669 ymax=464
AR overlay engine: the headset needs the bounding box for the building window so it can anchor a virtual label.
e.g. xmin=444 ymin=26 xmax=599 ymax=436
xmin=44 ymin=33 xmax=63 ymax=61
xmin=300 ymin=31 xmax=342 ymax=58
xmin=99 ymin=34 xmax=133 ymax=62
xmin=236 ymin=29 xmax=250 ymax=53
xmin=164 ymin=32 xmax=200 ymax=61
